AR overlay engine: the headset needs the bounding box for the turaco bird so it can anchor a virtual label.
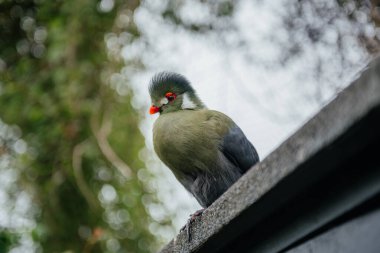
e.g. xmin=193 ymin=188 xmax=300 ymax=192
xmin=149 ymin=72 xmax=259 ymax=236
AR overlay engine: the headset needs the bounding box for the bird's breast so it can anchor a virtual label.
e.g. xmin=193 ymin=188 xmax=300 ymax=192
xmin=153 ymin=111 xmax=222 ymax=173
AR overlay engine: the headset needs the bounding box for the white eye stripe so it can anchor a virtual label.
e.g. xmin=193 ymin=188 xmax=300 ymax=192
xmin=160 ymin=97 xmax=169 ymax=105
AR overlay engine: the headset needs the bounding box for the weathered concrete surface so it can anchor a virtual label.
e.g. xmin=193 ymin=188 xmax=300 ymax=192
xmin=159 ymin=58 xmax=380 ymax=253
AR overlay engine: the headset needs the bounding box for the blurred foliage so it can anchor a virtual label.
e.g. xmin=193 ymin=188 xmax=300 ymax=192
xmin=0 ymin=0 xmax=166 ymax=252
xmin=0 ymin=0 xmax=379 ymax=252
xmin=0 ymin=231 xmax=18 ymax=253
xmin=161 ymin=0 xmax=235 ymax=33
xmin=158 ymin=0 xmax=379 ymax=55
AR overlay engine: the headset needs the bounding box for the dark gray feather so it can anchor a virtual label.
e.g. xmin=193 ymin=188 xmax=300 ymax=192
xmin=220 ymin=126 xmax=260 ymax=173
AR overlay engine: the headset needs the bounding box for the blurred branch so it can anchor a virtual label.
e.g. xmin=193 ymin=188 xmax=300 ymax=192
xmin=0 ymin=146 xmax=7 ymax=156
xmin=72 ymin=140 xmax=100 ymax=211
xmin=83 ymin=227 xmax=103 ymax=253
xmin=91 ymin=110 xmax=133 ymax=179
xmin=358 ymin=0 xmax=380 ymax=57
xmin=371 ymin=0 xmax=380 ymax=26
xmin=358 ymin=34 xmax=380 ymax=57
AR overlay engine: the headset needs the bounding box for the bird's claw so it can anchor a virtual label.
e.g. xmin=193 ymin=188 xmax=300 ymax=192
xmin=180 ymin=208 xmax=205 ymax=242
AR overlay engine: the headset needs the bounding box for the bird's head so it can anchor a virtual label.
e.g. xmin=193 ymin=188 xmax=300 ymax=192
xmin=148 ymin=72 xmax=205 ymax=115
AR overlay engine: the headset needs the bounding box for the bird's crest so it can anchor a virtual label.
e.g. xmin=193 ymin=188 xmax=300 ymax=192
xmin=149 ymin=72 xmax=194 ymax=97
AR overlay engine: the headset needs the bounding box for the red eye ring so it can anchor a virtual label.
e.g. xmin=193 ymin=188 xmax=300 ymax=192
xmin=165 ymin=92 xmax=177 ymax=101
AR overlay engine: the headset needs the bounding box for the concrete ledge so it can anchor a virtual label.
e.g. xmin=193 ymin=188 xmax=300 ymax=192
xmin=159 ymin=58 xmax=380 ymax=253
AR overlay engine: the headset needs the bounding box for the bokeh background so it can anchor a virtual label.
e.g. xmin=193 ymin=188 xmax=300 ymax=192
xmin=0 ymin=0 xmax=379 ymax=252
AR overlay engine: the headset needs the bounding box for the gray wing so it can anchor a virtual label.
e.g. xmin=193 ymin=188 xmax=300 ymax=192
xmin=220 ymin=126 xmax=260 ymax=173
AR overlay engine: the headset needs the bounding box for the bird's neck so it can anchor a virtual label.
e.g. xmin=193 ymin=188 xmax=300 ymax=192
xmin=182 ymin=92 xmax=206 ymax=110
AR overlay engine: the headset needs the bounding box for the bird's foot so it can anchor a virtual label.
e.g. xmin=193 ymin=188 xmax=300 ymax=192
xmin=180 ymin=208 xmax=205 ymax=242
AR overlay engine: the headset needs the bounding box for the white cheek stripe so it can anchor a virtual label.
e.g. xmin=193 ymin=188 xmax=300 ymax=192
xmin=181 ymin=92 xmax=196 ymax=109
xmin=160 ymin=97 xmax=169 ymax=105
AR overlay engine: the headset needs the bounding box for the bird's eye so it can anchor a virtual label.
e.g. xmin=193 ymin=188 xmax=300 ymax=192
xmin=165 ymin=92 xmax=177 ymax=102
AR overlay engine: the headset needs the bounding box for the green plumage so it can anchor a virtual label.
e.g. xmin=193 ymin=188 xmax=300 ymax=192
xmin=153 ymin=109 xmax=235 ymax=176
xmin=149 ymin=72 xmax=259 ymax=207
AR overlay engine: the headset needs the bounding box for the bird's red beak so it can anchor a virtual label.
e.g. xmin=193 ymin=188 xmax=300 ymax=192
xmin=149 ymin=105 xmax=160 ymax=115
